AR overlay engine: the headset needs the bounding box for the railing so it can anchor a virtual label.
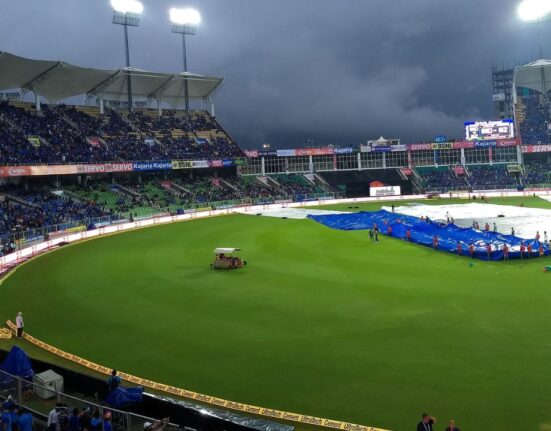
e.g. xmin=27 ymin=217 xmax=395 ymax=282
xmin=0 ymin=369 xmax=180 ymax=431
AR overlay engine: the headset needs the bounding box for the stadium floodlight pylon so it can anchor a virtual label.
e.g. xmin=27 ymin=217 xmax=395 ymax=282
xmin=169 ymin=8 xmax=201 ymax=113
xmin=111 ymin=0 xmax=144 ymax=113
xmin=518 ymin=0 xmax=551 ymax=21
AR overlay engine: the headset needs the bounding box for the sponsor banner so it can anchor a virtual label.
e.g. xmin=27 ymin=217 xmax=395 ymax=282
xmin=172 ymin=160 xmax=209 ymax=169
xmin=76 ymin=163 xmax=133 ymax=174
xmin=452 ymin=140 xmax=474 ymax=149
xmin=431 ymin=142 xmax=454 ymax=150
xmin=434 ymin=135 xmax=448 ymax=143
xmin=234 ymin=158 xmax=246 ymax=166
xmin=522 ymin=144 xmax=551 ymax=153
xmin=496 ymin=138 xmax=519 ymax=147
xmin=390 ymin=144 xmax=407 ymax=152
xmin=208 ymin=160 xmax=224 ymax=168
xmin=507 ymin=164 xmax=521 ymax=173
xmin=371 ymin=146 xmax=391 ymax=153
xmin=333 ymin=147 xmax=354 ymax=154
xmin=370 ymin=185 xmax=401 ymax=197
xmin=258 ymin=150 xmax=277 ymax=157
xmin=452 ymin=165 xmax=465 ymax=175
xmin=222 ymin=159 xmax=234 ymax=167
xmin=0 ymin=166 xmax=32 ymax=177
xmin=276 ymin=149 xmax=296 ymax=157
xmin=295 ymin=147 xmax=334 ymax=156
xmin=400 ymin=167 xmax=413 ymax=176
xmin=474 ymin=140 xmax=497 ymax=148
xmin=133 ymin=161 xmax=172 ymax=171
xmin=244 ymin=150 xmax=259 ymax=158
xmin=27 ymin=136 xmax=41 ymax=148
xmin=407 ymin=143 xmax=432 ymax=151
xmin=195 ymin=137 xmax=209 ymax=145
xmin=360 ymin=144 xmax=371 ymax=153
xmin=30 ymin=165 xmax=79 ymax=176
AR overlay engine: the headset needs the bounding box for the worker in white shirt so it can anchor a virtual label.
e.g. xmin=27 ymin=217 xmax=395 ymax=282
xmin=15 ymin=312 xmax=24 ymax=337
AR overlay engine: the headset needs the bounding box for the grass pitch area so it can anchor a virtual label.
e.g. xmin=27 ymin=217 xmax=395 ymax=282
xmin=1 ymin=197 xmax=551 ymax=431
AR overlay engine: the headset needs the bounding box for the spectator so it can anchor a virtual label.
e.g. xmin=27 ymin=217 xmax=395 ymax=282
xmin=15 ymin=312 xmax=24 ymax=337
xmin=68 ymin=409 xmax=80 ymax=431
xmin=17 ymin=408 xmax=33 ymax=431
xmin=444 ymin=419 xmax=460 ymax=431
xmin=107 ymin=370 xmax=121 ymax=393
xmin=417 ymin=413 xmax=436 ymax=431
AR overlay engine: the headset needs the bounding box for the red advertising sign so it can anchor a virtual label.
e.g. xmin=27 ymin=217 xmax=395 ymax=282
xmin=400 ymin=167 xmax=413 ymax=176
xmin=0 ymin=166 xmax=32 ymax=177
xmin=522 ymin=145 xmax=551 ymax=153
xmin=496 ymin=138 xmax=520 ymax=147
xmin=407 ymin=143 xmax=432 ymax=151
xmin=452 ymin=141 xmax=474 ymax=149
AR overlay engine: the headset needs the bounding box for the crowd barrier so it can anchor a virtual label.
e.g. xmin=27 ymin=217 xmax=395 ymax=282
xmin=5 ymin=321 xmax=389 ymax=431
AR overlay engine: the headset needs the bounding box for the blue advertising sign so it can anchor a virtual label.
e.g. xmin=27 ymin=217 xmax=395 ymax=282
xmin=133 ymin=161 xmax=173 ymax=171
xmin=334 ymin=147 xmax=354 ymax=154
xmin=434 ymin=135 xmax=448 ymax=143
xmin=474 ymin=140 xmax=497 ymax=148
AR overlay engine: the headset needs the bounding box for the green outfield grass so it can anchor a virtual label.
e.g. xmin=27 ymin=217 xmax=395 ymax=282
xmin=1 ymin=197 xmax=551 ymax=431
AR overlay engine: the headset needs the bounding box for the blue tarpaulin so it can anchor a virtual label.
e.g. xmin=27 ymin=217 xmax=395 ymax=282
xmin=308 ymin=210 xmax=549 ymax=261
xmin=0 ymin=346 xmax=34 ymax=382
xmin=105 ymin=387 xmax=143 ymax=408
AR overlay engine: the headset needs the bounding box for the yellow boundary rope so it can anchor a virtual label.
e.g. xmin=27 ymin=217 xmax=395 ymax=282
xmin=6 ymin=320 xmax=389 ymax=431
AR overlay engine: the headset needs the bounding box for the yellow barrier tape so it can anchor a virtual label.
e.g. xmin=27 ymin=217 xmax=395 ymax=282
xmin=6 ymin=320 xmax=389 ymax=431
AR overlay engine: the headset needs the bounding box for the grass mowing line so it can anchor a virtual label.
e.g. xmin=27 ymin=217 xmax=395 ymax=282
xmin=5 ymin=321 xmax=390 ymax=431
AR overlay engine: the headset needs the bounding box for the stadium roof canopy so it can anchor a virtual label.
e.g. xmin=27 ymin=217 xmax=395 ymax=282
xmin=514 ymin=59 xmax=551 ymax=94
xmin=0 ymin=51 xmax=223 ymax=106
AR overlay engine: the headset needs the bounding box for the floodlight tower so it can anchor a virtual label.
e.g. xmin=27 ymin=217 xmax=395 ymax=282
xmin=111 ymin=0 xmax=144 ymax=112
xmin=169 ymin=8 xmax=201 ymax=113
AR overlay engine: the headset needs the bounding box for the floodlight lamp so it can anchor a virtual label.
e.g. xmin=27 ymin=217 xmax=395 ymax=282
xmin=111 ymin=0 xmax=144 ymax=14
xmin=169 ymin=8 xmax=201 ymax=25
xmin=518 ymin=0 xmax=551 ymax=21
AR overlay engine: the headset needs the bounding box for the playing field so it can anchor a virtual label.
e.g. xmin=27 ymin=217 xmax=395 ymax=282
xmin=1 ymin=197 xmax=551 ymax=431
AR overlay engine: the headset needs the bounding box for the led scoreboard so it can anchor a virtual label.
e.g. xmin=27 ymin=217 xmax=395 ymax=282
xmin=464 ymin=119 xmax=514 ymax=141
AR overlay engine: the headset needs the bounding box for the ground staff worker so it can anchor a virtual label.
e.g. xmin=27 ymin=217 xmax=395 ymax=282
xmin=15 ymin=312 xmax=24 ymax=337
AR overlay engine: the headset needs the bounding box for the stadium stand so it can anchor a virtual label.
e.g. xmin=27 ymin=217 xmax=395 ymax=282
xmin=415 ymin=167 xmax=469 ymax=192
xmin=0 ymin=101 xmax=244 ymax=163
xmin=468 ymin=165 xmax=519 ymax=190
xmin=516 ymin=90 xmax=551 ymax=145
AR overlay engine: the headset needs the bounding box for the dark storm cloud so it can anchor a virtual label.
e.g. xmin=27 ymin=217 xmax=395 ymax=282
xmin=1 ymin=0 xmax=548 ymax=148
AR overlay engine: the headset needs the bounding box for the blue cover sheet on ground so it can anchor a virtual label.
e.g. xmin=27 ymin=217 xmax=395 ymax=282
xmin=308 ymin=210 xmax=549 ymax=261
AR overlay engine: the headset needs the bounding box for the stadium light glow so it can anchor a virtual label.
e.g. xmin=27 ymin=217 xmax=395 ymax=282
xmin=169 ymin=8 xmax=201 ymax=26
xmin=518 ymin=0 xmax=551 ymax=21
xmin=111 ymin=0 xmax=144 ymax=14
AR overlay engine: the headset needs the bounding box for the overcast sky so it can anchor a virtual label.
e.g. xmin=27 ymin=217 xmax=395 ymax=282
xmin=1 ymin=0 xmax=549 ymax=148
